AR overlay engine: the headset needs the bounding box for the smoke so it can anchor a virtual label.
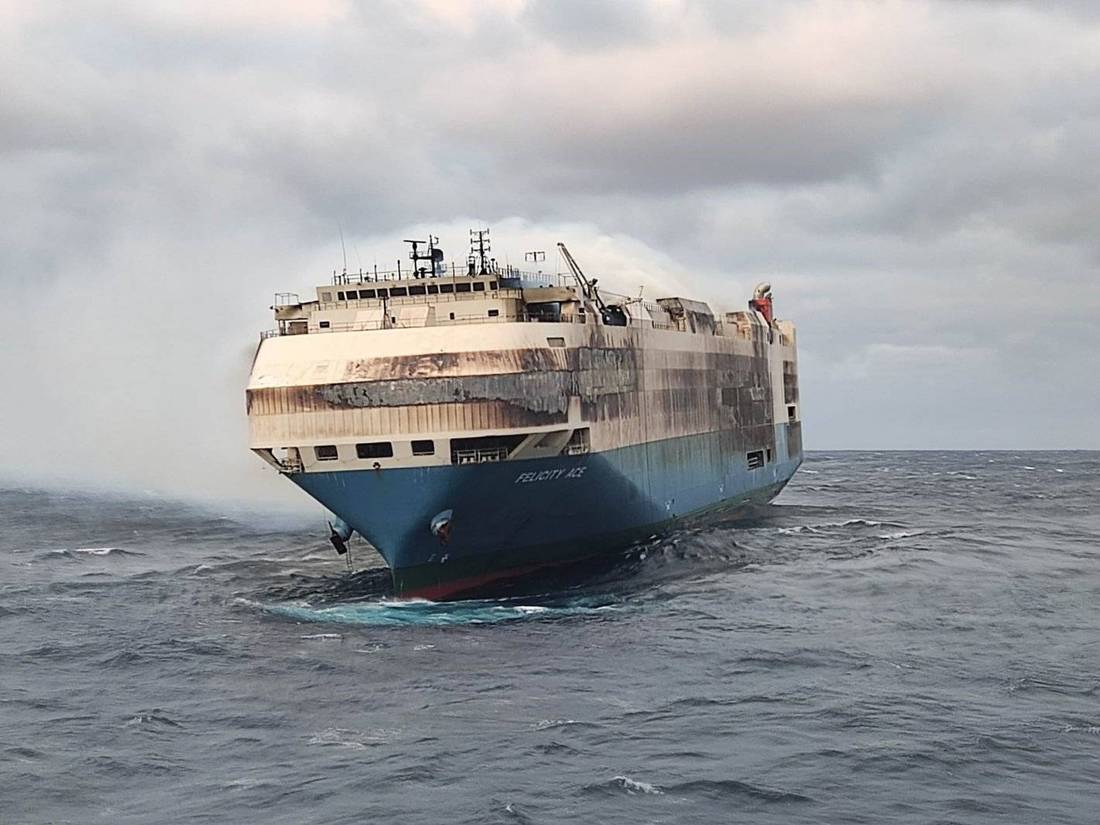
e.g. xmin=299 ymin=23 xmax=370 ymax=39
xmin=3 ymin=0 xmax=1099 ymax=505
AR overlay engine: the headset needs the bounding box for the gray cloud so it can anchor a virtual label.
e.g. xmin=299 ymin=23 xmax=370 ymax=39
xmin=1 ymin=0 xmax=1098 ymax=504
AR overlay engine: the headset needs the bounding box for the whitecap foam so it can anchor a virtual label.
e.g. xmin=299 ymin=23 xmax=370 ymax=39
xmin=778 ymin=518 xmax=890 ymax=535
xmin=256 ymin=597 xmax=620 ymax=628
xmin=612 ymin=775 xmax=663 ymax=795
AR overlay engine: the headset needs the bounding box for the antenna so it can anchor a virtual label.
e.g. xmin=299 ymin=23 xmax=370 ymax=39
xmin=524 ymin=251 xmax=546 ymax=263
xmin=469 ymin=228 xmax=491 ymax=275
xmin=338 ymin=224 xmax=347 ymax=275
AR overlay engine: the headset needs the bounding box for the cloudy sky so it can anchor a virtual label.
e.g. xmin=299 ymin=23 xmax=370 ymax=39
xmin=2 ymin=0 xmax=1098 ymax=505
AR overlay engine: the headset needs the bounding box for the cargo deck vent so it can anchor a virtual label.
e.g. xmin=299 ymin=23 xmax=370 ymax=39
xmin=451 ymin=434 xmax=526 ymax=465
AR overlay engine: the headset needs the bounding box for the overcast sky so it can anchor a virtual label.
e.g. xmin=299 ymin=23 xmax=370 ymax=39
xmin=2 ymin=0 xmax=1098 ymax=505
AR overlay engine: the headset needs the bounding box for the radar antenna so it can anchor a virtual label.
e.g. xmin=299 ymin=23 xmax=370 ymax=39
xmin=404 ymin=235 xmax=442 ymax=278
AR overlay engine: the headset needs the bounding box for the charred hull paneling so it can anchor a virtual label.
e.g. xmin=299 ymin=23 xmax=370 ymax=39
xmin=290 ymin=430 xmax=800 ymax=599
xmin=247 ymin=324 xmax=792 ymax=458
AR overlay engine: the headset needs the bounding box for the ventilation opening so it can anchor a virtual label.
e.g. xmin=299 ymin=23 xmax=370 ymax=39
xmin=528 ymin=302 xmax=561 ymax=322
xmin=546 ymin=336 xmax=566 ymax=348
xmin=315 ymin=445 xmax=338 ymax=461
xmin=561 ymin=427 xmax=590 ymax=456
xmin=746 ymin=450 xmax=765 ymax=470
xmin=488 ymin=309 xmax=500 ymax=317
xmin=356 ymin=442 xmax=393 ymax=459
xmin=412 ymin=439 xmax=435 ymax=456
xmin=788 ymin=405 xmax=796 ymax=421
xmin=318 ymin=320 xmax=330 ymax=329
xmin=451 ymin=434 xmax=526 ymax=465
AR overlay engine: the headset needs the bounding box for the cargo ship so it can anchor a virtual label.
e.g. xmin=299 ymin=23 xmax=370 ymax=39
xmin=246 ymin=232 xmax=802 ymax=599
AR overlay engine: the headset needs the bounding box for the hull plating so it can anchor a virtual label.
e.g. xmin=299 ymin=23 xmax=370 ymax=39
xmin=291 ymin=430 xmax=801 ymax=599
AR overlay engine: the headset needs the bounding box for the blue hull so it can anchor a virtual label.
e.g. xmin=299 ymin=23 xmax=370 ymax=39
xmin=292 ymin=429 xmax=801 ymax=598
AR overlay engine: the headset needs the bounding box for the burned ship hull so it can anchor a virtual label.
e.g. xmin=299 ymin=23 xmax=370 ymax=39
xmin=292 ymin=428 xmax=801 ymax=598
xmin=247 ymin=243 xmax=801 ymax=599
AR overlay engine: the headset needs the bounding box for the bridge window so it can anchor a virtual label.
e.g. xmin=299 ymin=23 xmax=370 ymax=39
xmin=390 ymin=287 xmax=408 ymax=297
xmin=455 ymin=282 xmax=472 ymax=293
xmin=428 ymin=284 xmax=439 ymax=294
xmin=336 ymin=291 xmax=345 ymax=301
xmin=409 ymin=285 xmax=427 ymax=296
xmin=360 ymin=289 xmax=376 ymax=299
xmin=315 ymin=445 xmax=338 ymax=461
xmin=412 ymin=440 xmax=435 ymax=456
xmin=489 ymin=281 xmax=497 ymax=290
xmin=320 ymin=291 xmax=332 ymax=302
xmin=473 ymin=281 xmax=486 ymax=292
xmin=439 ymin=283 xmax=454 ymax=294
xmin=356 ymin=442 xmax=393 ymax=459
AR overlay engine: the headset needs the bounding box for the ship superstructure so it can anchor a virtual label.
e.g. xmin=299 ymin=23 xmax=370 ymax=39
xmin=247 ymin=233 xmax=802 ymax=598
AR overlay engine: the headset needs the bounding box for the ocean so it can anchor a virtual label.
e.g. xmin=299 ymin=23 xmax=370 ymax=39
xmin=2 ymin=451 xmax=1098 ymax=824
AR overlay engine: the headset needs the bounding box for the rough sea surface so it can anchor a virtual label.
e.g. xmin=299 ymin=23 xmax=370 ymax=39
xmin=2 ymin=451 xmax=1099 ymax=824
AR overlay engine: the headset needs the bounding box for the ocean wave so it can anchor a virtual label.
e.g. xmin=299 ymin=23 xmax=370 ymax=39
xmin=125 ymin=712 xmax=184 ymax=730
xmin=308 ymin=727 xmax=400 ymax=749
xmin=532 ymin=719 xmax=600 ymax=731
xmin=877 ymin=530 xmax=925 ymax=540
xmin=34 ymin=546 xmax=145 ymax=561
xmin=252 ymin=596 xmax=623 ymax=628
xmin=664 ymin=778 xmax=812 ymax=803
xmin=585 ymin=775 xmax=663 ymax=796
xmin=777 ymin=518 xmax=903 ymax=534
